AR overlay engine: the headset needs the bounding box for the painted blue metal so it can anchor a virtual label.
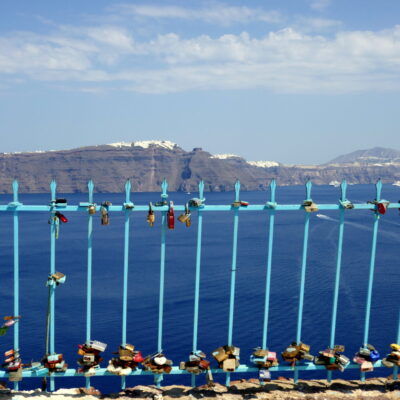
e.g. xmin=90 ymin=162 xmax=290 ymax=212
xmin=156 ymin=179 xmax=168 ymax=388
xmin=0 ymin=360 xmax=387 ymax=379
xmin=12 ymin=180 xmax=19 ymax=391
xmin=361 ymin=179 xmax=382 ymax=382
xmin=121 ymin=180 xmax=132 ymax=390
xmin=2 ymin=202 xmax=400 ymax=212
xmin=226 ymin=180 xmax=241 ymax=386
xmin=49 ymin=180 xmax=57 ymax=392
xmin=86 ymin=180 xmax=95 ymax=390
xmin=327 ymin=180 xmax=347 ymax=383
xmin=0 ymin=179 xmax=398 ymax=390
xmin=262 ymin=179 xmax=276 ymax=349
xmin=192 ymin=180 xmax=205 ymax=387
xmin=294 ymin=181 xmax=312 ymax=383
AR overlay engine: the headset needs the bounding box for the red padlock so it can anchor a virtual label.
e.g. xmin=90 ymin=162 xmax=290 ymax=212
xmin=167 ymin=201 xmax=174 ymax=230
xmin=377 ymin=202 xmax=387 ymax=215
xmin=55 ymin=212 xmax=68 ymax=223
xmin=133 ymin=351 xmax=144 ymax=363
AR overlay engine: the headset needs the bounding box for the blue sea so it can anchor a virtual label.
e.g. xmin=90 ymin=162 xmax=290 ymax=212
xmin=0 ymin=184 xmax=399 ymax=392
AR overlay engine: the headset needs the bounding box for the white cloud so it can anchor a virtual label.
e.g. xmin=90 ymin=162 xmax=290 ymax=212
xmin=113 ymin=3 xmax=282 ymax=25
xmin=1 ymin=19 xmax=400 ymax=95
xmin=294 ymin=17 xmax=342 ymax=32
xmin=309 ymin=0 xmax=332 ymax=11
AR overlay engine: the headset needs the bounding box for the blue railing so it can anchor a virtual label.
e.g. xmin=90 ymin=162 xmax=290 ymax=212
xmin=0 ymin=179 xmax=399 ymax=391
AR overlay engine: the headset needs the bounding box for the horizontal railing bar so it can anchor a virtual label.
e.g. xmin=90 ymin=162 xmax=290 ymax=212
xmin=0 ymin=362 xmax=386 ymax=378
xmin=0 ymin=204 xmax=398 ymax=212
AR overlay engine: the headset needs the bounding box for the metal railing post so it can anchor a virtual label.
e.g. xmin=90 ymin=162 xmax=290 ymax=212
xmin=49 ymin=180 xmax=57 ymax=391
xmin=262 ymin=179 xmax=277 ymax=349
xmin=191 ymin=181 xmax=204 ymax=387
xmin=12 ymin=180 xmax=20 ymax=391
xmin=226 ymin=180 xmax=240 ymax=386
xmin=86 ymin=180 xmax=94 ymax=390
xmin=294 ymin=180 xmax=313 ymax=383
xmin=361 ymin=180 xmax=382 ymax=382
xmin=156 ymin=179 xmax=168 ymax=388
xmin=121 ymin=180 xmax=132 ymax=390
xmin=327 ymin=180 xmax=347 ymax=383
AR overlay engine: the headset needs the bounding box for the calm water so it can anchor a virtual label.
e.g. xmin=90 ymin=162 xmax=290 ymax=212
xmin=0 ymin=184 xmax=399 ymax=392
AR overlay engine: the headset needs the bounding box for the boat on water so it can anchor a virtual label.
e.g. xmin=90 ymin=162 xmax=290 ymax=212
xmin=392 ymin=181 xmax=400 ymax=186
xmin=329 ymin=180 xmax=340 ymax=187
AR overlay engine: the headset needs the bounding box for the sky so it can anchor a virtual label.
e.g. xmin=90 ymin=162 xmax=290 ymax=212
xmin=1 ymin=0 xmax=400 ymax=164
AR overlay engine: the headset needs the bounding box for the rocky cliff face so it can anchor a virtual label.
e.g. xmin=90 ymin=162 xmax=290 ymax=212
xmin=1 ymin=142 xmax=400 ymax=193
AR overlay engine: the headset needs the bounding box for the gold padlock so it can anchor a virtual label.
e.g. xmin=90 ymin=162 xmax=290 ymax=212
xmin=303 ymin=201 xmax=318 ymax=213
xmin=147 ymin=203 xmax=155 ymax=227
xmin=185 ymin=217 xmax=191 ymax=227
xmin=178 ymin=214 xmax=189 ymax=223
xmin=101 ymin=207 xmax=110 ymax=225
xmin=88 ymin=204 xmax=96 ymax=215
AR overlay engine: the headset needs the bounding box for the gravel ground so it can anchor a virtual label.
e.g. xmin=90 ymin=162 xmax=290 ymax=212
xmin=3 ymin=378 xmax=400 ymax=400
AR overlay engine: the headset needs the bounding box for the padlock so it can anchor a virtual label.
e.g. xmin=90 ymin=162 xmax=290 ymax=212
xmin=55 ymin=212 xmax=68 ymax=223
xmin=154 ymin=356 xmax=167 ymax=366
xmin=4 ymin=349 xmax=15 ymax=357
xmin=87 ymin=340 xmax=107 ymax=352
xmin=259 ymin=368 xmax=271 ymax=381
xmin=133 ymin=352 xmax=144 ymax=363
xmin=167 ymin=201 xmax=175 ymax=229
xmin=369 ymin=350 xmax=380 ymax=362
xmin=147 ymin=203 xmax=155 ymax=227
xmin=178 ymin=203 xmax=191 ymax=224
xmin=337 ymin=354 xmax=350 ymax=367
xmin=391 ymin=343 xmax=400 ymax=351
xmin=253 ymin=348 xmax=269 ymax=357
xmin=353 ymin=355 xmax=365 ymax=364
xmin=302 ymin=353 xmax=314 ymax=362
xmin=334 ymin=345 xmax=345 ymax=353
xmin=382 ymin=358 xmax=395 ymax=368
xmin=101 ymin=204 xmax=110 ymax=225
xmin=125 ymin=344 xmax=135 ymax=352
xmin=55 ymin=198 xmax=67 ymax=204
xmin=212 ymin=347 xmax=228 ymax=363
xmin=88 ymin=204 xmax=96 ymax=215
xmin=179 ymin=361 xmax=186 ymax=370
xmin=377 ymin=202 xmax=389 ymax=214
xmin=199 ymin=359 xmax=210 ymax=369
xmin=189 ymin=198 xmax=205 ymax=208
xmin=222 ymin=358 xmax=236 ymax=372
xmin=360 ymin=361 xmax=374 ymax=372
xmin=303 ymin=201 xmax=318 ymax=212
xmin=359 ymin=347 xmax=371 ymax=357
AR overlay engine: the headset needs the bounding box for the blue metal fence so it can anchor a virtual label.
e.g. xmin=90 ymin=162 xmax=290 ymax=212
xmin=0 ymin=179 xmax=399 ymax=391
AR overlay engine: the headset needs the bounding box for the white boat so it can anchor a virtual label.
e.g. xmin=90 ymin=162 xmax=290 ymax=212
xmin=329 ymin=180 xmax=340 ymax=187
xmin=392 ymin=181 xmax=400 ymax=187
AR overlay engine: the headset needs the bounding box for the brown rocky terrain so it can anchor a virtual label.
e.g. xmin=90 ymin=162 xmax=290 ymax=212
xmin=1 ymin=143 xmax=400 ymax=193
xmin=3 ymin=378 xmax=400 ymax=400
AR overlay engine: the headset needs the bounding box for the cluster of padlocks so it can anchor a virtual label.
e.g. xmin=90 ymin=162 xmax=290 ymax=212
xmin=77 ymin=341 xmax=107 ymax=376
xmin=107 ymin=344 xmax=144 ymax=376
xmin=1 ymin=331 xmax=400 ymax=383
xmin=353 ymin=344 xmax=380 ymax=372
xmin=212 ymin=345 xmax=240 ymax=372
xmin=180 ymin=350 xmax=214 ymax=384
xmin=3 ymin=348 xmax=22 ymax=382
xmin=382 ymin=344 xmax=400 ymax=368
xmin=46 ymin=195 xmax=392 ymax=241
xmin=314 ymin=345 xmax=349 ymax=371
xmin=43 ymin=353 xmax=68 ymax=374
xmin=142 ymin=351 xmax=173 ymax=374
